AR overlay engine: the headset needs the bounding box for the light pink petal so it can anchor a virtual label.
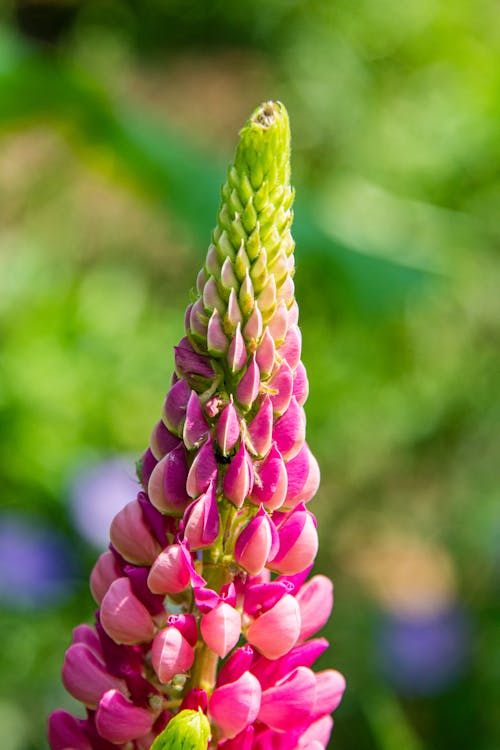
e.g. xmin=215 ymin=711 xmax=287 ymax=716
xmin=313 ymin=670 xmax=346 ymax=717
xmin=151 ymin=627 xmax=195 ymax=683
xmin=268 ymin=361 xmax=294 ymax=416
xmin=246 ymin=594 xmax=300 ymax=659
xmin=236 ymin=355 xmax=261 ymax=410
xmin=210 ymin=671 xmax=262 ymax=739
xmin=247 ymin=395 xmax=273 ymax=457
xmin=100 ymin=577 xmax=154 ymax=645
xmin=256 ymin=327 xmax=276 ymax=377
xmin=208 ymin=308 xmax=229 ymax=355
xmin=292 ymin=361 xmax=309 ymax=405
xmin=89 ymin=551 xmax=122 ymax=605
xmin=110 ymin=500 xmax=162 ymax=566
xmin=96 ymin=689 xmax=154 ymax=744
xmin=201 ymin=602 xmax=242 ymax=658
xmin=228 ymin=322 xmax=248 ymax=372
xmin=284 ymin=444 xmax=320 ymax=507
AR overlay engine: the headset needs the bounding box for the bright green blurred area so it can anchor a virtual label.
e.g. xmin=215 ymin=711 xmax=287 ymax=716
xmin=0 ymin=1 xmax=499 ymax=748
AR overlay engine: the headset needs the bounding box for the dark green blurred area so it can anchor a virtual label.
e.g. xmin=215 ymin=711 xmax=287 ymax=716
xmin=0 ymin=1 xmax=499 ymax=748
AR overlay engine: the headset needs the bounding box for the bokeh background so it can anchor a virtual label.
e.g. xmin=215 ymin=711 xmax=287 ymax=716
xmin=0 ymin=1 xmax=499 ymax=748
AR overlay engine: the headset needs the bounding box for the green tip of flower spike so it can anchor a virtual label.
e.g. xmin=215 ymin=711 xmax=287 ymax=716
xmin=235 ymin=101 xmax=291 ymax=191
xmin=149 ymin=709 xmax=211 ymax=750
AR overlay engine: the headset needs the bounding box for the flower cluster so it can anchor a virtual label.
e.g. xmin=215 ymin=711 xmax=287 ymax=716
xmin=48 ymin=101 xmax=345 ymax=750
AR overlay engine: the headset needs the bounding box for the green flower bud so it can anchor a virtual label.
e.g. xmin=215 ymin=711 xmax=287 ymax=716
xmin=150 ymin=709 xmax=211 ymax=750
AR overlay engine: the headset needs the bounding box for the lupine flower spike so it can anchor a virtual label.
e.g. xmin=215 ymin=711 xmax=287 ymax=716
xmin=48 ymin=101 xmax=345 ymax=750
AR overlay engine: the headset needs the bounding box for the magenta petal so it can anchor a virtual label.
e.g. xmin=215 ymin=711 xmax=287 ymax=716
xmin=277 ymin=325 xmax=302 ymax=370
xmin=235 ymin=506 xmax=278 ymax=576
xmin=162 ymin=378 xmax=191 ymax=435
xmin=296 ymin=575 xmax=334 ymax=641
xmin=150 ymin=420 xmax=180 ymax=460
xmin=148 ymin=444 xmax=190 ymax=515
xmin=148 ymin=543 xmax=190 ymax=594
xmin=110 ymin=500 xmax=162 ymax=566
xmin=268 ymin=362 xmax=294 ymax=416
xmin=174 ymin=336 xmax=214 ymax=382
xmin=71 ymin=624 xmax=103 ymax=656
xmin=256 ymin=327 xmax=275 ymax=377
xmin=190 ymin=297 xmax=209 ymax=339
xmin=216 ymin=397 xmax=241 ymax=454
xmin=183 ymin=391 xmax=209 ymax=451
xmin=183 ymin=481 xmax=220 ymax=549
xmin=270 ymin=505 xmax=318 ymax=575
xmin=228 ymin=322 xmax=248 ymax=372
xmin=151 ymin=627 xmax=195 ymax=683
xmin=180 ymin=688 xmax=208 ymax=713
xmin=48 ymin=711 xmax=92 ymax=750
xmin=250 ymin=444 xmax=288 ymax=510
xmin=186 ymin=436 xmax=217 ymax=498
xmin=313 ymin=670 xmax=346 ymax=717
xmin=139 ymin=448 xmax=157 ymax=489
xmin=236 ymin=355 xmax=260 ymax=410
xmin=243 ymin=580 xmax=291 ymax=617
xmin=201 ymin=601 xmax=241 ymax=657
xmin=258 ymin=666 xmax=316 ymax=732
xmin=273 ymin=397 xmax=306 ymax=460
xmin=208 ymin=308 xmax=229 ymax=355
xmin=220 ymin=726 xmax=255 ymax=750
xmin=251 ymin=637 xmax=329 ymax=690
xmin=247 ymin=395 xmax=273 ymax=457
xmin=284 ymin=444 xmax=320 ymax=508
xmin=90 ymin=551 xmax=122 ymax=605
xmin=100 ymin=577 xmax=154 ymax=645
xmin=210 ymin=671 xmax=262 ymax=739
xmin=96 ymin=689 xmax=154 ymax=744
xmin=292 ymin=361 xmax=309 ymax=405
xmin=167 ymin=613 xmax=198 ymax=647
xmin=194 ymin=585 xmax=221 ymax=614
xmin=62 ymin=643 xmax=126 ymax=708
xmin=217 ymin=645 xmax=255 ymax=687
xmin=224 ymin=443 xmax=254 ymax=508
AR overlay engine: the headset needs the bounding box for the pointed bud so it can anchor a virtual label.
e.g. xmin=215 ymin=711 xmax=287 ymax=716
xmin=227 ymin=323 xmax=247 ymax=373
xmin=313 ymin=670 xmax=346 ymax=718
xmin=151 ymin=626 xmax=195 ymax=683
xmin=186 ymin=436 xmax=217 ymax=498
xmin=227 ymin=288 xmax=243 ymax=329
xmin=205 ymin=243 xmax=220 ymax=276
xmin=100 ymin=577 xmax=155 ymax=645
xmin=162 ymin=378 xmax=191 ymax=435
xmin=258 ymin=667 xmax=316 ymax=732
xmin=139 ymin=447 xmax=157 ymax=489
xmin=293 ymin=360 xmax=309 ymax=405
xmin=209 ymin=672 xmax=262 ymax=739
xmin=247 ymin=395 xmax=273 ymax=457
xmin=174 ymin=337 xmax=214 ymax=384
xmin=268 ymin=301 xmax=288 ymax=343
xmin=216 ymin=397 xmax=240 ymax=454
xmin=96 ymin=689 xmax=154 ymax=744
xmin=268 ymin=504 xmax=318 ymax=575
xmin=272 ymin=396 xmax=306 ymax=460
xmin=235 ymin=506 xmax=279 ymax=576
xmin=183 ymin=392 xmax=209 ymax=451
xmin=207 ymin=308 xmax=229 ymax=355
xmin=217 ymin=645 xmax=255 ymax=687
xmin=256 ymin=275 xmax=276 ymax=316
xmin=189 ymin=298 xmax=209 ymax=339
xmin=224 ymin=443 xmax=254 ymax=508
xmin=250 ymin=444 xmax=288 ymax=510
xmin=90 ymin=550 xmax=122 ymax=604
xmin=167 ymin=614 xmax=198 ymax=647
xmin=150 ymin=709 xmax=211 ymax=750
xmin=243 ymin=304 xmax=263 ymax=343
xmin=236 ymin=355 xmax=260 ymax=410
xmin=296 ymin=574 xmax=334 ymax=642
xmin=110 ymin=500 xmax=162 ymax=566
xmin=246 ymin=594 xmax=300 ymax=659
xmin=148 ymin=543 xmax=205 ymax=595
xmin=183 ymin=481 xmax=220 ymax=549
xmin=278 ymin=325 xmax=301 ymax=369
xmin=277 ymin=275 xmax=295 ymax=307
xmin=203 ymin=276 xmax=224 ymax=313
xmin=201 ymin=602 xmax=242 ymax=658
xmin=62 ymin=643 xmax=127 ymax=708
xmin=267 ymin=361 xmax=293 ymax=415
xmin=150 ymin=420 xmax=180 ymax=460
xmin=221 ymin=256 xmax=238 ymax=290
xmin=284 ymin=443 xmax=320 ymax=507
xmin=256 ymin=327 xmax=275 ymax=377
xmin=48 ymin=711 xmax=92 ymax=750
xmin=148 ymin=444 xmax=190 ymax=516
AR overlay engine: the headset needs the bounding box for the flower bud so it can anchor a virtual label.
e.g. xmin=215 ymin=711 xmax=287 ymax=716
xmin=217 ymin=645 xmax=255 ymax=687
xmin=247 ymin=396 xmax=273 ymax=457
xmin=150 ymin=709 xmax=211 ymax=750
xmin=62 ymin=643 xmax=127 ymax=708
xmin=150 ymin=420 xmax=180 ymax=460
xmin=268 ymin=504 xmax=318 ymax=575
xmin=183 ymin=392 xmax=209 ymax=451
xmin=296 ymin=574 xmax=334 ymax=642
xmin=292 ymin=360 xmax=309 ymax=405
xmin=174 ymin=336 xmax=215 ymax=386
xmin=100 ymin=577 xmax=155 ymax=645
xmin=268 ymin=362 xmax=293 ymax=416
xmin=235 ymin=506 xmax=278 ymax=576
xmin=255 ymin=328 xmax=275 ymax=377
xmin=152 ymin=626 xmax=195 ymax=683
xmin=216 ymin=397 xmax=240 ymax=454
xmin=250 ymin=444 xmax=288 ymax=510
xmin=201 ymin=601 xmax=241 ymax=658
xmin=246 ymin=593 xmax=300 ymax=659
xmin=48 ymin=711 xmax=92 ymax=750
xmin=167 ymin=613 xmax=198 ymax=647
xmin=209 ymin=671 xmax=261 ymax=739
xmin=268 ymin=301 xmax=288 ymax=343
xmin=207 ymin=308 xmax=229 ymax=355
xmin=110 ymin=500 xmax=162 ymax=566
xmin=183 ymin=481 xmax=220 ymax=549
xmin=186 ymin=437 xmax=217 ymax=498
xmin=272 ymin=397 xmax=306 ymax=460
xmin=224 ymin=443 xmax=254 ymax=508
xmin=236 ymin=355 xmax=260 ymax=410
xmin=228 ymin=322 xmax=248 ymax=373
xmin=148 ymin=543 xmax=204 ymax=595
xmin=148 ymin=443 xmax=190 ymax=516
xmin=277 ymin=325 xmax=301 ymax=369
xmin=89 ymin=550 xmax=122 ymax=604
xmin=162 ymin=378 xmax=190 ymax=435
xmin=284 ymin=444 xmax=320 ymax=508
xmin=96 ymin=689 xmax=154 ymax=744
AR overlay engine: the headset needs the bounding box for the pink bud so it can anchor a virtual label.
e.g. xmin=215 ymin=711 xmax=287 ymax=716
xmin=313 ymin=670 xmax=346 ymax=717
xmin=216 ymin=397 xmax=240 ymax=454
xmin=247 ymin=395 xmax=273 ymax=457
xmin=151 ymin=626 xmax=195 ymax=683
xmin=272 ymin=397 xmax=306 ymax=460
xmin=186 ymin=436 xmax=217 ymax=498
xmin=258 ymin=666 xmax=316 ymax=732
xmin=139 ymin=447 xmax=157 ymax=489
xmin=96 ymin=689 xmax=154 ymax=744
xmin=167 ymin=614 xmax=198 ymax=647
xmin=208 ymin=308 xmax=229 ymax=355
xmin=90 ymin=550 xmax=122 ymax=604
xmin=100 ymin=577 xmax=155 ymax=645
xmin=293 ymin=361 xmax=309 ymax=405
xmin=284 ymin=444 xmax=320 ymax=507
xmin=217 ymin=645 xmax=255 ymax=687
xmin=296 ymin=575 xmax=334 ymax=642
xmin=48 ymin=711 xmax=92 ymax=750
xmin=203 ymin=275 xmax=224 ymax=312
xmin=269 ymin=505 xmax=319 ymax=576
xmin=209 ymin=671 xmax=262 ymax=739
xmin=236 ymin=355 xmax=260 ymax=410
xmin=224 ymin=443 xmax=254 ymax=508
xmin=256 ymin=327 xmax=275 ymax=377
xmin=183 ymin=391 xmax=209 ymax=451
xmin=235 ymin=506 xmax=278 ymax=576
xmin=267 ymin=301 xmax=288 ymax=344
xmin=183 ymin=481 xmax=220 ymax=549
xmin=276 ymin=275 xmax=295 ymax=306
xmin=62 ymin=643 xmax=127 ymax=708
xmin=174 ymin=336 xmax=214 ymax=383
xmin=267 ymin=361 xmax=294 ymax=416
xmin=228 ymin=322 xmax=248 ymax=373
xmin=250 ymin=444 xmax=288 ymax=510
xmin=189 ymin=297 xmax=209 ymax=339
xmin=148 ymin=443 xmax=190 ymax=516
xmin=298 ymin=716 xmax=333 ymax=749
xmin=227 ymin=288 xmax=243 ymax=328
xmin=246 ymin=594 xmax=300 ymax=659
xmin=244 ymin=305 xmax=263 ymax=342
xmin=162 ymin=378 xmax=190 ymax=435
xmin=148 ymin=543 xmax=204 ymax=595
xmin=150 ymin=420 xmax=179 ymax=460
xmin=201 ymin=601 xmax=242 ymax=658
xmin=71 ymin=624 xmax=103 ymax=657
xmin=110 ymin=500 xmax=162 ymax=566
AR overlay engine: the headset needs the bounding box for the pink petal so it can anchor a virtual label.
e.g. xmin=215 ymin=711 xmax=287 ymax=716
xmin=183 ymin=391 xmax=210 ymax=451
xmin=273 ymin=397 xmax=306 ymax=460
xmin=208 ymin=308 xmax=229 ymax=355
xmin=296 ymin=575 xmax=334 ymax=641
xmin=167 ymin=613 xmax=198 ymax=647
xmin=151 ymin=627 xmax=195 ymax=683
xmin=292 ymin=361 xmax=309 ymax=405
xmin=162 ymin=378 xmax=191 ymax=435
xmin=210 ymin=671 xmax=262 ymax=739
xmin=224 ymin=443 xmax=254 ymax=508
xmin=277 ymin=325 xmax=302 ymax=369
xmin=269 ymin=506 xmax=318 ymax=575
xmin=228 ymin=322 xmax=248 ymax=372
xmin=268 ymin=362 xmax=294 ymax=416
xmin=236 ymin=355 xmax=261 ymax=410
xmin=216 ymin=397 xmax=241 ymax=454
xmin=235 ymin=506 xmax=278 ymax=576
xmin=267 ymin=301 xmax=288 ymax=344
xmin=284 ymin=444 xmax=320 ymax=508
xmin=258 ymin=666 xmax=316 ymax=732
xmin=256 ymin=327 xmax=276 ymax=377
xmin=149 ymin=420 xmax=180 ymax=460
xmin=186 ymin=436 xmax=217 ymax=498
xmin=148 ymin=443 xmax=190 ymax=515
xmin=201 ymin=602 xmax=242 ymax=657
xmin=246 ymin=594 xmax=300 ymax=659
xmin=250 ymin=444 xmax=288 ymax=510
xmin=110 ymin=500 xmax=162 ymax=566
xmin=48 ymin=710 xmax=92 ymax=750
xmin=100 ymin=577 xmax=155 ymax=645
xmin=183 ymin=481 xmax=220 ymax=549
xmin=62 ymin=643 xmax=127 ymax=708
xmin=96 ymin=689 xmax=154 ymax=744
xmin=298 ymin=716 xmax=333 ymax=749
xmin=90 ymin=551 xmax=122 ymax=605
xmin=217 ymin=645 xmax=255 ymax=687
xmin=147 ymin=543 xmax=192 ymax=594
xmin=313 ymin=670 xmax=346 ymax=717
xmin=247 ymin=395 xmax=273 ymax=457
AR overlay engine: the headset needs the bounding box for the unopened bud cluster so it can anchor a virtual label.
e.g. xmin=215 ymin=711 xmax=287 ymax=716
xmin=49 ymin=102 xmax=345 ymax=750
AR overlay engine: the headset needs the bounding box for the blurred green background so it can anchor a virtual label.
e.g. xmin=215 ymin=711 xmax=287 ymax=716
xmin=0 ymin=1 xmax=499 ymax=748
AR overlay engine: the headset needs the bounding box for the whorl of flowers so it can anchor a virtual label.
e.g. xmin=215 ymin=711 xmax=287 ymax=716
xmin=48 ymin=101 xmax=345 ymax=750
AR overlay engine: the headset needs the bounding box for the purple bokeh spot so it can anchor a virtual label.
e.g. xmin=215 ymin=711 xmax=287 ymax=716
xmin=0 ymin=514 xmax=77 ymax=608
xmin=69 ymin=457 xmax=139 ymax=548
xmin=376 ymin=606 xmax=471 ymax=695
